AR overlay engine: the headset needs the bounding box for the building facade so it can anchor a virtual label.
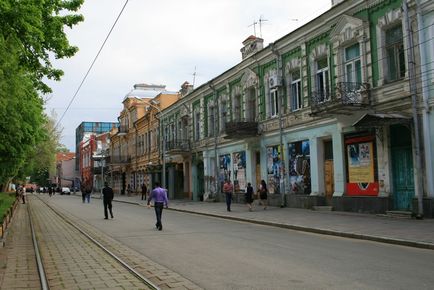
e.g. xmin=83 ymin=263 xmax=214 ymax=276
xmin=55 ymin=152 xmax=77 ymax=189
xmin=75 ymin=121 xmax=118 ymax=175
xmin=159 ymin=0 xmax=434 ymax=216
xmin=109 ymin=84 xmax=180 ymax=195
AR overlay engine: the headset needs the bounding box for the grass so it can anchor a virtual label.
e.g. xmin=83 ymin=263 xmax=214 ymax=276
xmin=0 ymin=192 xmax=16 ymax=223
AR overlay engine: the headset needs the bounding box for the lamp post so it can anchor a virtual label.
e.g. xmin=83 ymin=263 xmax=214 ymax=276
xmin=148 ymin=101 xmax=166 ymax=188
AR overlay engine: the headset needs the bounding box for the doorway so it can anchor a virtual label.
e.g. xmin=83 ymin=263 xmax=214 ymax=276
xmin=390 ymin=125 xmax=414 ymax=211
xmin=324 ymin=140 xmax=334 ymax=201
xmin=255 ymin=151 xmax=261 ymax=189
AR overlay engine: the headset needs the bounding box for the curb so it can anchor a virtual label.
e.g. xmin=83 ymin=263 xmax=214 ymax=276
xmin=107 ymin=197 xmax=434 ymax=250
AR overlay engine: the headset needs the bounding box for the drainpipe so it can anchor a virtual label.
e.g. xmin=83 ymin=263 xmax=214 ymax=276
xmin=404 ymin=1 xmax=424 ymax=218
xmin=270 ymin=42 xmax=287 ymax=207
xmin=209 ymin=81 xmax=219 ymax=199
xmin=416 ymin=0 xmax=434 ymax=198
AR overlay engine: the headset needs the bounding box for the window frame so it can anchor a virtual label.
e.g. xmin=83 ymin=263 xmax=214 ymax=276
xmin=269 ymin=88 xmax=279 ymax=117
xmin=315 ymin=57 xmax=330 ymax=103
xmin=290 ymin=70 xmax=302 ymax=111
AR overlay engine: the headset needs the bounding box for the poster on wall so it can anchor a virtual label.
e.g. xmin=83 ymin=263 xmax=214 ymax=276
xmin=219 ymin=154 xmax=231 ymax=192
xmin=233 ymin=151 xmax=246 ymax=192
xmin=346 ymin=137 xmax=379 ymax=196
xmin=288 ymin=141 xmax=311 ymax=194
xmin=266 ymin=145 xmax=281 ymax=194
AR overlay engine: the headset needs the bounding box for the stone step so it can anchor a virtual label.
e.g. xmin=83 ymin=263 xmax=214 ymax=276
xmin=312 ymin=206 xmax=334 ymax=211
xmin=385 ymin=211 xmax=413 ymax=219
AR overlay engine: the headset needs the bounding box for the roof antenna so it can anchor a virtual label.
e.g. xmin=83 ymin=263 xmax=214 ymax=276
xmin=248 ymin=19 xmax=258 ymax=36
xmin=258 ymin=15 xmax=268 ymax=38
xmin=192 ymin=66 xmax=197 ymax=87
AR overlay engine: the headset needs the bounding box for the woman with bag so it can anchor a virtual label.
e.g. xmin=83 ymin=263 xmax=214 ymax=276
xmin=258 ymin=180 xmax=268 ymax=210
xmin=245 ymin=182 xmax=254 ymax=211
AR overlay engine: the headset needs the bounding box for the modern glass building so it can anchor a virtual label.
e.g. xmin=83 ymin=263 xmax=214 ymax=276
xmin=75 ymin=121 xmax=118 ymax=170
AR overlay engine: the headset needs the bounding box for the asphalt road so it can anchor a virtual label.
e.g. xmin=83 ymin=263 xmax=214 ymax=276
xmin=48 ymin=195 xmax=434 ymax=290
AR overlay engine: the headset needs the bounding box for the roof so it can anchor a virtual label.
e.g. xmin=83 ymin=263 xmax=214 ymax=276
xmin=352 ymin=113 xmax=412 ymax=128
xmin=56 ymin=152 xmax=75 ymax=162
xmin=124 ymin=83 xmax=167 ymax=100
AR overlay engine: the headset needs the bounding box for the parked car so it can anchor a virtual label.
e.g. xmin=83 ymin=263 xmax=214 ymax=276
xmin=61 ymin=187 xmax=71 ymax=195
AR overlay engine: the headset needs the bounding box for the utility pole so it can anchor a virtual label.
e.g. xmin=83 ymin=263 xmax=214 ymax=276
xmin=270 ymin=43 xmax=286 ymax=207
xmin=404 ymin=1 xmax=424 ymax=218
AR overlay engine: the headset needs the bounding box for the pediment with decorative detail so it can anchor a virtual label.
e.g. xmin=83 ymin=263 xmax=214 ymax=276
xmin=180 ymin=106 xmax=189 ymax=118
xmin=241 ymin=68 xmax=259 ymax=90
xmin=331 ymin=15 xmax=365 ymax=46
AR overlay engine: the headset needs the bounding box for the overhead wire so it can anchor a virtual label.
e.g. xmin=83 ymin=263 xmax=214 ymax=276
xmin=54 ymin=0 xmax=129 ymax=131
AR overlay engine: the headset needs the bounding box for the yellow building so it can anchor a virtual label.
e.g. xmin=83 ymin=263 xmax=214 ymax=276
xmin=109 ymin=84 xmax=179 ymax=195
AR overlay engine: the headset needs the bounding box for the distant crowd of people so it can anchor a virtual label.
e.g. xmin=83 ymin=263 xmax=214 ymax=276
xmin=16 ymin=179 xmax=269 ymax=231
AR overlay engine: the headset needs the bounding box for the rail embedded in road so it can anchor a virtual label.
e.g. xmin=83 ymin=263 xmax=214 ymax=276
xmin=28 ymin=196 xmax=160 ymax=290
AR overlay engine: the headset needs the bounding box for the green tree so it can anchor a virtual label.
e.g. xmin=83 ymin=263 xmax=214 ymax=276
xmin=0 ymin=0 xmax=84 ymax=190
xmin=24 ymin=112 xmax=62 ymax=186
xmin=0 ymin=0 xmax=84 ymax=93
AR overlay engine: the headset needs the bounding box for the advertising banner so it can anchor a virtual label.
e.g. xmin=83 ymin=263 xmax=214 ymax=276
xmin=346 ymin=136 xmax=378 ymax=196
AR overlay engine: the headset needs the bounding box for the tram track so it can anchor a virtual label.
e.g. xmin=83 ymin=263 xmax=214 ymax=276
xmin=28 ymin=196 xmax=160 ymax=290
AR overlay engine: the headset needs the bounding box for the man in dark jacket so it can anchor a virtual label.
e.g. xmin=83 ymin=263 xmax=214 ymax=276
xmin=102 ymin=182 xmax=114 ymax=219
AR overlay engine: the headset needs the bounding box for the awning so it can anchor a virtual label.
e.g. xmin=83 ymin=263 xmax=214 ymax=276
xmin=352 ymin=113 xmax=412 ymax=128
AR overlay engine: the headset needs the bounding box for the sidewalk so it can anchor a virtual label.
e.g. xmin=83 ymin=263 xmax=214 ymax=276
xmin=107 ymin=193 xmax=434 ymax=250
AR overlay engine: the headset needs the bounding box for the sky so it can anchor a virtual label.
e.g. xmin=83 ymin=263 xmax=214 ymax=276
xmin=46 ymin=0 xmax=331 ymax=151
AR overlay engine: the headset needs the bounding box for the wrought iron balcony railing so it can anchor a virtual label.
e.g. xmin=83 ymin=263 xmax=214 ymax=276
xmin=109 ymin=155 xmax=131 ymax=164
xmin=116 ymin=125 xmax=128 ymax=135
xmin=310 ymin=82 xmax=371 ymax=115
xmin=165 ymin=139 xmax=190 ymax=152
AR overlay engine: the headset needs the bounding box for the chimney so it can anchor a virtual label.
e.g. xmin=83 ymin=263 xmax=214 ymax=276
xmin=180 ymin=81 xmax=194 ymax=97
xmin=240 ymin=35 xmax=264 ymax=60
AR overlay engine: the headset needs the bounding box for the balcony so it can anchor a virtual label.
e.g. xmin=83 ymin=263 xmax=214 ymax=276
xmin=116 ymin=125 xmax=128 ymax=136
xmin=92 ymin=166 xmax=109 ymax=175
xmin=310 ymin=82 xmax=371 ymax=116
xmin=165 ymin=139 xmax=190 ymax=154
xmin=108 ymin=155 xmax=131 ymax=165
xmin=224 ymin=121 xmax=259 ymax=138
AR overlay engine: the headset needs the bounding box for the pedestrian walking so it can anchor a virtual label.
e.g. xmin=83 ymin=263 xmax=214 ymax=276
xmin=48 ymin=186 xmax=53 ymax=197
xmin=258 ymin=179 xmax=268 ymax=210
xmin=17 ymin=185 xmax=26 ymax=204
xmin=141 ymin=183 xmax=147 ymax=200
xmin=245 ymin=182 xmax=254 ymax=211
xmin=102 ymin=182 xmax=114 ymax=219
xmin=81 ymin=185 xmax=86 ymax=203
xmin=223 ymin=179 xmax=233 ymax=212
xmin=127 ymin=183 xmax=132 ymax=196
xmin=85 ymin=186 xmax=91 ymax=203
xmin=147 ymin=182 xmax=168 ymax=231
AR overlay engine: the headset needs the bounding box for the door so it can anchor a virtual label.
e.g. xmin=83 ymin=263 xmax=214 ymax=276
xmin=197 ymin=161 xmax=205 ymax=200
xmin=390 ymin=125 xmax=414 ymax=211
xmin=324 ymin=140 xmax=334 ymax=200
xmin=255 ymin=151 xmax=261 ymax=190
xmin=391 ymin=148 xmax=414 ymax=210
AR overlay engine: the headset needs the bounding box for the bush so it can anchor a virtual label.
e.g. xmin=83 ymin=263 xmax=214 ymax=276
xmin=0 ymin=192 xmax=16 ymax=223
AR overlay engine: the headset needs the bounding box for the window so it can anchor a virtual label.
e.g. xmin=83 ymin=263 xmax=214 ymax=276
xmin=345 ymin=43 xmax=362 ymax=84
xmin=270 ymin=89 xmax=279 ymax=117
xmin=233 ymin=94 xmax=242 ymax=122
xmin=208 ymin=106 xmax=215 ymax=137
xmin=385 ymin=25 xmax=405 ymax=82
xmin=290 ymin=70 xmax=302 ymax=111
xmin=246 ymin=88 xmax=256 ymax=122
xmin=316 ymin=57 xmax=330 ymax=102
xmin=194 ymin=111 xmax=200 ymax=141
xmin=220 ymin=101 xmax=227 ymax=133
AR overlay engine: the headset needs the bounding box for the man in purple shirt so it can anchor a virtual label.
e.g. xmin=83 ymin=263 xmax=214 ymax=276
xmin=147 ymin=181 xmax=168 ymax=231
